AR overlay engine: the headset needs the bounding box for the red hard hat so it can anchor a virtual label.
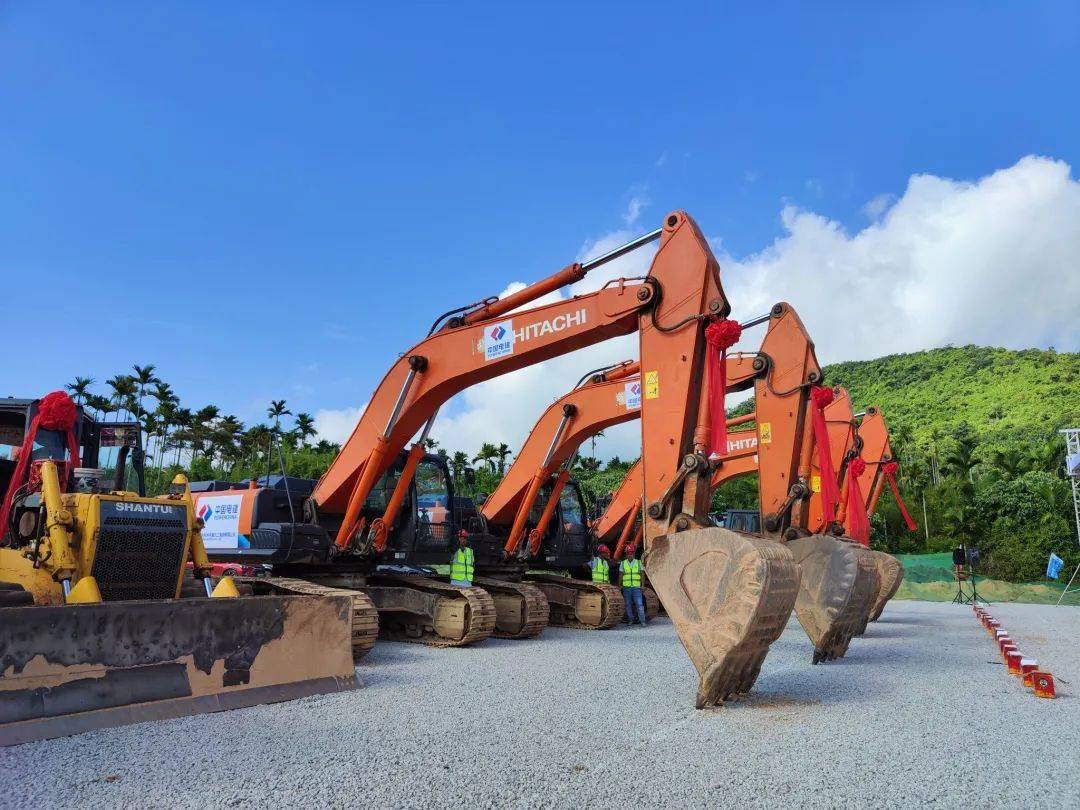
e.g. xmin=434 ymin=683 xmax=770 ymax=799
xmin=597 ymin=545 xmax=610 ymax=556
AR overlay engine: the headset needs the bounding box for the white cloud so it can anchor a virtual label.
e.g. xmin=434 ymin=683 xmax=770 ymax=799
xmin=723 ymin=155 xmax=1080 ymax=364
xmin=319 ymin=156 xmax=1080 ymax=463
xmin=315 ymin=405 xmax=366 ymax=445
xmin=861 ymin=193 xmax=895 ymax=220
xmin=623 ymin=195 xmax=648 ymax=226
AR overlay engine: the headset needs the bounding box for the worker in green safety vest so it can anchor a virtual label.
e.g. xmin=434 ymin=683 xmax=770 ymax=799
xmin=589 ymin=545 xmax=612 ymax=583
xmin=619 ymin=553 xmax=647 ymax=625
xmin=449 ymin=534 xmax=475 ymax=587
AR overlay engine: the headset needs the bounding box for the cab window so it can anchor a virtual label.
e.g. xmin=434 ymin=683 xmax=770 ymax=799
xmin=559 ymin=487 xmax=586 ymax=531
xmin=415 ymin=460 xmax=451 ymax=543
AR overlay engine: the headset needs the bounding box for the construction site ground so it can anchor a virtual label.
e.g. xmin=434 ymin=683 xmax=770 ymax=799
xmin=7 ymin=600 xmax=1077 ymax=808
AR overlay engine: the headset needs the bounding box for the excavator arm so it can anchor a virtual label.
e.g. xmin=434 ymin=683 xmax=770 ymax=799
xmin=480 ymin=360 xmax=641 ymax=556
xmin=312 ymin=214 xmax=735 ymax=553
xmin=593 ymin=302 xmax=823 ymax=547
xmin=487 ymin=303 xmax=811 ymax=562
xmin=595 ymin=305 xmax=887 ymax=663
xmin=851 ymin=407 xmax=909 ymax=619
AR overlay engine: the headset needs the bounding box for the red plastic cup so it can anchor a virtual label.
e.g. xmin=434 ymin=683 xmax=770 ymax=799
xmin=1021 ymin=659 xmax=1038 ymax=685
xmin=1006 ymin=651 xmax=1022 ymax=675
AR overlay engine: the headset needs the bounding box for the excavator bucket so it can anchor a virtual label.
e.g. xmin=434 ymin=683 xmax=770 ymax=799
xmin=645 ymin=527 xmax=800 ymax=707
xmin=867 ymin=551 xmax=905 ymax=622
xmin=851 ymin=546 xmax=881 ymax=637
xmin=0 ymin=594 xmax=356 ymax=746
xmin=786 ymin=535 xmax=876 ymax=663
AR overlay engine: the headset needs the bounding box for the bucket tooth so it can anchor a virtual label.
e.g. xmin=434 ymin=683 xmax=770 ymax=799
xmin=787 ymin=535 xmax=876 ymax=662
xmin=644 ymin=527 xmax=800 ymax=707
xmin=867 ymin=551 xmax=905 ymax=622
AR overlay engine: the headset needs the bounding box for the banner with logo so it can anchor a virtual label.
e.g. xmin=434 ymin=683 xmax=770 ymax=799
xmin=198 ymin=494 xmax=245 ymax=549
xmin=483 ymin=320 xmax=514 ymax=361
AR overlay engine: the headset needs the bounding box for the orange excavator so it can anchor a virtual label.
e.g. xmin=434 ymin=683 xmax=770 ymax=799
xmin=194 ymin=211 xmax=800 ymax=706
xmin=472 ymin=359 xmax=657 ymax=624
xmin=599 ymin=388 xmax=915 ymax=643
xmin=802 ymin=388 xmax=912 ymax=626
xmin=593 ymin=304 xmax=882 ymax=663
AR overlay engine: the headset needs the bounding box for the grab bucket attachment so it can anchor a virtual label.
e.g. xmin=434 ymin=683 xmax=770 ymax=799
xmin=868 ymin=551 xmax=905 ymax=622
xmin=0 ymin=594 xmax=357 ymax=746
xmin=786 ymin=535 xmax=875 ymax=663
xmin=645 ymin=527 xmax=799 ymax=707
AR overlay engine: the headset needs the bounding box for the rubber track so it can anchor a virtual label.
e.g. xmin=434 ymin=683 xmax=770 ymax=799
xmin=526 ymin=574 xmax=624 ymax=630
xmin=367 ymin=573 xmax=497 ymax=648
xmin=240 ymin=576 xmax=379 ymax=660
xmin=473 ymin=577 xmax=549 ymax=639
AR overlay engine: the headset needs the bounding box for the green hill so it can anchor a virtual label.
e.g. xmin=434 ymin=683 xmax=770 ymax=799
xmin=825 ymin=345 xmax=1080 ymax=459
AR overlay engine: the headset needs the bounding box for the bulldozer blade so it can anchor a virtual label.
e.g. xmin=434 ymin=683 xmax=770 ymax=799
xmin=850 ymin=546 xmax=881 ymax=637
xmin=868 ymin=551 xmax=905 ymax=622
xmin=0 ymin=595 xmax=356 ymax=746
xmin=786 ymin=535 xmax=876 ymax=663
xmin=644 ymin=527 xmax=800 ymax=708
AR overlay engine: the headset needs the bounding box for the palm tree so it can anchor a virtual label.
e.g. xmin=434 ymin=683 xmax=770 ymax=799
xmin=495 ymin=443 xmax=512 ymax=475
xmin=105 ymin=375 xmax=137 ymax=420
xmin=449 ymin=451 xmax=470 ymax=480
xmin=473 ymin=442 xmax=499 ymax=473
xmin=131 ymin=364 xmax=160 ymax=425
xmin=292 ymin=412 xmax=317 ymax=448
xmin=169 ymin=407 xmax=194 ymax=466
xmin=264 ymin=401 xmax=292 ymax=480
xmin=85 ymin=394 xmax=113 ymax=421
xmin=267 ymin=400 xmax=291 ymax=433
xmin=1027 ymin=437 xmax=1066 ymax=476
xmin=573 ymin=456 xmax=602 ymax=473
xmin=590 ymin=429 xmax=605 ymax=460
xmin=66 ymin=376 xmax=95 ymax=406
xmin=943 ymin=436 xmax=980 ymax=483
xmin=213 ymin=415 xmax=245 ymax=472
xmin=189 ymin=405 xmax=220 ymax=464
xmin=244 ymin=423 xmax=273 ymax=475
xmin=988 ymin=449 xmax=1027 ymax=482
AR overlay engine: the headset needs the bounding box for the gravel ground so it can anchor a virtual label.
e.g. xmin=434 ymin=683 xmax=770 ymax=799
xmin=3 ymin=600 xmax=1077 ymax=809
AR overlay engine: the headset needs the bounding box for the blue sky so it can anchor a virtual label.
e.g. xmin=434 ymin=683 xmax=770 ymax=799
xmin=3 ymin=2 xmax=1079 ymax=452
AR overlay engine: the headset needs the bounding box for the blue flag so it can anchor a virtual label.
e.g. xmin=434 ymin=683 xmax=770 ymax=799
xmin=1047 ymin=553 xmax=1065 ymax=580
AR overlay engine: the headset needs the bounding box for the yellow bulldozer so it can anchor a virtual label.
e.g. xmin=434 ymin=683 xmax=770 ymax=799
xmin=0 ymin=393 xmax=357 ymax=746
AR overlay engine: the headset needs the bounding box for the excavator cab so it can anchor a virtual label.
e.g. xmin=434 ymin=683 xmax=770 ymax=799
xmin=532 ymin=480 xmax=591 ymax=571
xmin=380 ymin=454 xmax=458 ymax=566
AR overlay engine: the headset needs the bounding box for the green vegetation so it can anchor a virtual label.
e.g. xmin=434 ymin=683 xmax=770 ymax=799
xmin=66 ymin=344 xmax=1079 ymax=586
xmin=63 ymin=367 xmax=340 ymax=495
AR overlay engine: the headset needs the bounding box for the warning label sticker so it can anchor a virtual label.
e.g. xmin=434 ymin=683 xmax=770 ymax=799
xmin=644 ymin=371 xmax=659 ymax=399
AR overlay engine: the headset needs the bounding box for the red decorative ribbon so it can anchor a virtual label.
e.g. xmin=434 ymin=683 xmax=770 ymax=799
xmin=810 ymin=385 xmax=841 ymax=525
xmin=883 ymin=460 xmax=917 ymax=531
xmin=704 ymin=318 xmax=742 ymax=456
xmin=844 ymin=457 xmax=871 ymax=545
xmin=0 ymin=391 xmax=82 ymax=540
